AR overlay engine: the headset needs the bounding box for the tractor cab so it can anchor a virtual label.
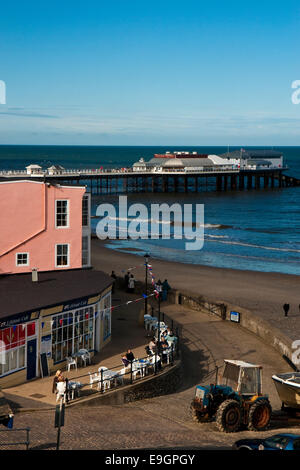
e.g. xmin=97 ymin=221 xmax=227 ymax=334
xmin=222 ymin=360 xmax=262 ymax=397
xmin=191 ymin=359 xmax=271 ymax=432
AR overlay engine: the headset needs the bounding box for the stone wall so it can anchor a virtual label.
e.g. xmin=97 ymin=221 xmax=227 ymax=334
xmin=73 ymin=359 xmax=182 ymax=408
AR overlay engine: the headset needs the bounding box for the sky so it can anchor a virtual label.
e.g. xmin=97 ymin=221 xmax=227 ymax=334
xmin=0 ymin=0 xmax=300 ymax=145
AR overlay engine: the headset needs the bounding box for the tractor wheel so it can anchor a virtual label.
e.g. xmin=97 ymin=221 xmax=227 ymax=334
xmin=248 ymin=400 xmax=272 ymax=431
xmin=216 ymin=399 xmax=242 ymax=433
xmin=190 ymin=405 xmax=210 ymax=423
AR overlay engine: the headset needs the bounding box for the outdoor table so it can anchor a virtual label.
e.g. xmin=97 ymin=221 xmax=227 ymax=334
xmin=145 ymin=316 xmax=158 ymax=331
xmin=72 ymin=351 xmax=85 ymax=366
xmin=136 ymin=359 xmax=150 ymax=377
xmin=98 ymin=370 xmax=120 ymax=390
xmin=67 ymin=381 xmax=82 ymax=400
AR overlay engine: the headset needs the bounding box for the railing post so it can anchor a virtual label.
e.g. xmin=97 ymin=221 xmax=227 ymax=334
xmin=26 ymin=428 xmax=30 ymax=450
xmin=130 ymin=361 xmax=133 ymax=384
xmin=101 ymin=369 xmax=104 ymax=393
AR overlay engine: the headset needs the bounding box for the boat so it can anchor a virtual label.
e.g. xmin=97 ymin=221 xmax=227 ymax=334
xmin=272 ymin=372 xmax=300 ymax=409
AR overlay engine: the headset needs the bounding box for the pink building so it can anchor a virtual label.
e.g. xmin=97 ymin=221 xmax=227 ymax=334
xmin=0 ymin=180 xmax=91 ymax=275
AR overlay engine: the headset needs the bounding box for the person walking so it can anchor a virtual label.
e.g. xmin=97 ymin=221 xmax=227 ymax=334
xmin=128 ymin=274 xmax=135 ymax=293
xmin=283 ymin=303 xmax=290 ymax=317
xmin=111 ymin=270 xmax=117 ymax=294
xmin=162 ymin=279 xmax=171 ymax=302
xmin=124 ymin=271 xmax=130 ymax=292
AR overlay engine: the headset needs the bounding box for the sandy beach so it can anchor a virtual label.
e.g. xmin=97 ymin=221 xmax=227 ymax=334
xmin=92 ymin=238 xmax=300 ymax=341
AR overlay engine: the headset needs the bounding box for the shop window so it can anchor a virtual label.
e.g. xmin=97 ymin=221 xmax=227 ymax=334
xmin=27 ymin=322 xmax=36 ymax=337
xmin=51 ymin=307 xmax=95 ymax=364
xmin=0 ymin=323 xmax=33 ymax=377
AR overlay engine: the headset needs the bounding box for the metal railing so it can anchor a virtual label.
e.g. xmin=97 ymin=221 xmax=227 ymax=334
xmin=0 ymin=165 xmax=288 ymax=178
xmin=59 ymin=323 xmax=181 ymax=403
xmin=0 ymin=428 xmax=30 ymax=450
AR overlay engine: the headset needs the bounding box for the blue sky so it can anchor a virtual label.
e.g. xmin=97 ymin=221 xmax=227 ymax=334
xmin=0 ymin=0 xmax=300 ymax=145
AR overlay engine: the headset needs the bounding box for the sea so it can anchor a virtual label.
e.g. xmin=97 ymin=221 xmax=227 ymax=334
xmin=0 ymin=145 xmax=299 ymax=276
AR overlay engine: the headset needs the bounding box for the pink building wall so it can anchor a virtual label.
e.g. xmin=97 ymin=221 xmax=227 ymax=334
xmin=0 ymin=180 xmax=86 ymax=274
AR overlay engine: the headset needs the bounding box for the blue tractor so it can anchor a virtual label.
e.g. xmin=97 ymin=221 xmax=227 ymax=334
xmin=190 ymin=360 xmax=272 ymax=432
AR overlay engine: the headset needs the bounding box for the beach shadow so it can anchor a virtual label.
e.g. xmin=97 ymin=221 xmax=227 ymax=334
xmin=29 ymin=442 xmax=57 ymax=450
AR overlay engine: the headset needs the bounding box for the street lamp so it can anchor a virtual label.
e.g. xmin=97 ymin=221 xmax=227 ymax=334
xmin=144 ymin=253 xmax=150 ymax=316
xmin=156 ymin=280 xmax=162 ymax=375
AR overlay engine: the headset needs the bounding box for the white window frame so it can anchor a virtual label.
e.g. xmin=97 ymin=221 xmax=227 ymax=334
xmin=16 ymin=252 xmax=29 ymax=267
xmin=55 ymin=199 xmax=70 ymax=229
xmin=55 ymin=243 xmax=70 ymax=268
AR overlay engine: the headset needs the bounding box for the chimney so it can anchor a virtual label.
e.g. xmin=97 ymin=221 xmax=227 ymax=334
xmin=32 ymin=268 xmax=38 ymax=282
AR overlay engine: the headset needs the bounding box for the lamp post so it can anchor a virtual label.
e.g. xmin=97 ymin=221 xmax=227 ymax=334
xmin=144 ymin=253 xmax=150 ymax=317
xmin=156 ymin=280 xmax=162 ymax=374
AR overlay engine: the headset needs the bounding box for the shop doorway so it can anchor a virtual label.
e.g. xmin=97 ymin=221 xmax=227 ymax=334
xmin=26 ymin=338 xmax=37 ymax=380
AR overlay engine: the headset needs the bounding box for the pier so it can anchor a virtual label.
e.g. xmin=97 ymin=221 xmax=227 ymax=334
xmin=0 ymin=167 xmax=299 ymax=195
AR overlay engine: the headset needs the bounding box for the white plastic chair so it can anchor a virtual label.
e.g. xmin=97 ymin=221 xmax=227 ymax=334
xmin=148 ymin=355 xmax=161 ymax=373
xmin=66 ymin=356 xmax=77 ymax=372
xmin=56 ymin=381 xmax=67 ymax=403
xmin=78 ymin=349 xmax=91 ymax=367
xmin=131 ymin=361 xmax=143 ymax=380
xmin=88 ymin=372 xmax=100 ymax=389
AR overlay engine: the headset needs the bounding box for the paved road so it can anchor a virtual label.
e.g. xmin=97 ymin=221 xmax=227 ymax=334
xmin=1 ymin=305 xmax=299 ymax=450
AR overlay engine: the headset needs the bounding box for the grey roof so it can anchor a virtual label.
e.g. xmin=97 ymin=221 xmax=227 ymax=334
xmin=219 ymin=149 xmax=282 ymax=159
xmin=0 ymin=269 xmax=112 ymax=321
xmin=180 ymin=158 xmax=214 ymax=167
xmin=246 ymin=159 xmax=272 ymax=165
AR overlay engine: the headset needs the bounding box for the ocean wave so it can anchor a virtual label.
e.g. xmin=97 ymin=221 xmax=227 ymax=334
xmin=205 ymin=238 xmax=300 ymax=253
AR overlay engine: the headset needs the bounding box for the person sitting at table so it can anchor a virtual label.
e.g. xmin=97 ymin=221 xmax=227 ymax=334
xmin=121 ymin=353 xmax=130 ymax=368
xmin=145 ymin=338 xmax=156 ymax=356
xmin=166 ymin=331 xmax=178 ymax=348
xmin=52 ymin=370 xmax=62 ymax=394
xmin=126 ymin=348 xmax=135 ymax=363
xmin=149 ymin=338 xmax=157 ymax=351
xmin=56 ymin=376 xmax=67 ymax=403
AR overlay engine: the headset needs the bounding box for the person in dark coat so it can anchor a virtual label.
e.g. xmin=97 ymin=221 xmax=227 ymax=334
xmin=162 ymin=279 xmax=171 ymax=301
xmin=124 ymin=271 xmax=130 ymax=291
xmin=283 ymin=303 xmax=290 ymax=317
xmin=111 ymin=270 xmax=117 ymax=294
xmin=126 ymin=348 xmax=135 ymax=363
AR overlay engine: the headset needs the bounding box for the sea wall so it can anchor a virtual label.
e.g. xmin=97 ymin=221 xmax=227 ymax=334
xmin=170 ymin=289 xmax=296 ymax=369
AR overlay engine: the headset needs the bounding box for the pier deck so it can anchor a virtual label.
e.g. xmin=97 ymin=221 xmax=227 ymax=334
xmin=0 ymin=167 xmax=299 ymax=194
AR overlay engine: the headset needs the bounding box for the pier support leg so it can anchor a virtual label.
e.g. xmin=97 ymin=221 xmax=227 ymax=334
xmin=255 ymin=175 xmax=260 ymax=189
xmin=247 ymin=174 xmax=252 ymax=189
xmin=239 ymin=175 xmax=244 ymax=190
xmin=224 ymin=175 xmax=228 ymax=190
xmin=230 ymin=174 xmax=237 ymax=190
